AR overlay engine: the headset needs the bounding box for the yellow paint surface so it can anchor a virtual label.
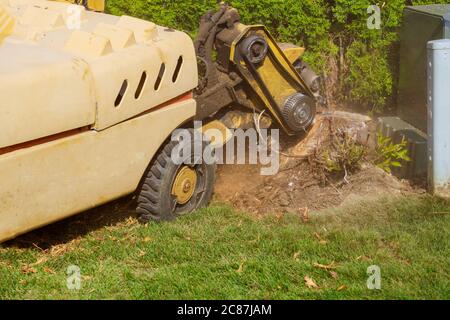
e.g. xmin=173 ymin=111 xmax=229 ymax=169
xmin=0 ymin=99 xmax=196 ymax=243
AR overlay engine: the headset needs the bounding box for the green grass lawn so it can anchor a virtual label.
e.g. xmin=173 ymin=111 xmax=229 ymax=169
xmin=0 ymin=195 xmax=449 ymax=300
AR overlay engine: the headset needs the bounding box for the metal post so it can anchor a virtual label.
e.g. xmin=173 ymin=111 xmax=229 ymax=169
xmin=427 ymin=39 xmax=450 ymax=197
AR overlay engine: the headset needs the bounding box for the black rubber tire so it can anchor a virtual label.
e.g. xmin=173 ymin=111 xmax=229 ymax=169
xmin=136 ymin=129 xmax=216 ymax=222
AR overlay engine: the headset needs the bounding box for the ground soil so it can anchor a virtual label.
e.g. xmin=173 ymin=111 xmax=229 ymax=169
xmin=213 ymin=162 xmax=422 ymax=216
xmin=213 ymin=112 xmax=425 ymax=216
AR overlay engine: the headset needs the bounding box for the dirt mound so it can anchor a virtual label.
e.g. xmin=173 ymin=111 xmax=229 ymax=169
xmin=213 ymin=112 xmax=424 ymax=215
xmin=214 ymin=163 xmax=421 ymax=215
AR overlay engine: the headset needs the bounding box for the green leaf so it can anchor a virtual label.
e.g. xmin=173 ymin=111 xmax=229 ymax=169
xmin=391 ymin=161 xmax=402 ymax=167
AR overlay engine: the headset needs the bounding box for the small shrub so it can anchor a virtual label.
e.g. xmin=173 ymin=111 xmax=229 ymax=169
xmin=324 ymin=131 xmax=366 ymax=174
xmin=375 ymin=133 xmax=411 ymax=173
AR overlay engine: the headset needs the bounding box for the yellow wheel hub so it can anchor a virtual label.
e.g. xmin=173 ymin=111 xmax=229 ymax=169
xmin=172 ymin=166 xmax=198 ymax=205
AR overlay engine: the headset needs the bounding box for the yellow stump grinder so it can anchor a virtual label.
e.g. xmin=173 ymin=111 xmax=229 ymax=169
xmin=194 ymin=4 xmax=325 ymax=135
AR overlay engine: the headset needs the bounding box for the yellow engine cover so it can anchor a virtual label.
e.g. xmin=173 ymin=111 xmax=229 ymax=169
xmin=0 ymin=0 xmax=198 ymax=149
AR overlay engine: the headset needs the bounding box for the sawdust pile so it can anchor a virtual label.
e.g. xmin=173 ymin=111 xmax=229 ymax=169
xmin=213 ymin=112 xmax=423 ymax=215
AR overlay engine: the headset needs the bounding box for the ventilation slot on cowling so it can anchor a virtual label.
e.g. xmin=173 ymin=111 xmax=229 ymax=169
xmin=154 ymin=63 xmax=165 ymax=91
xmin=135 ymin=71 xmax=147 ymax=99
xmin=172 ymin=56 xmax=183 ymax=83
xmin=115 ymin=80 xmax=128 ymax=107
